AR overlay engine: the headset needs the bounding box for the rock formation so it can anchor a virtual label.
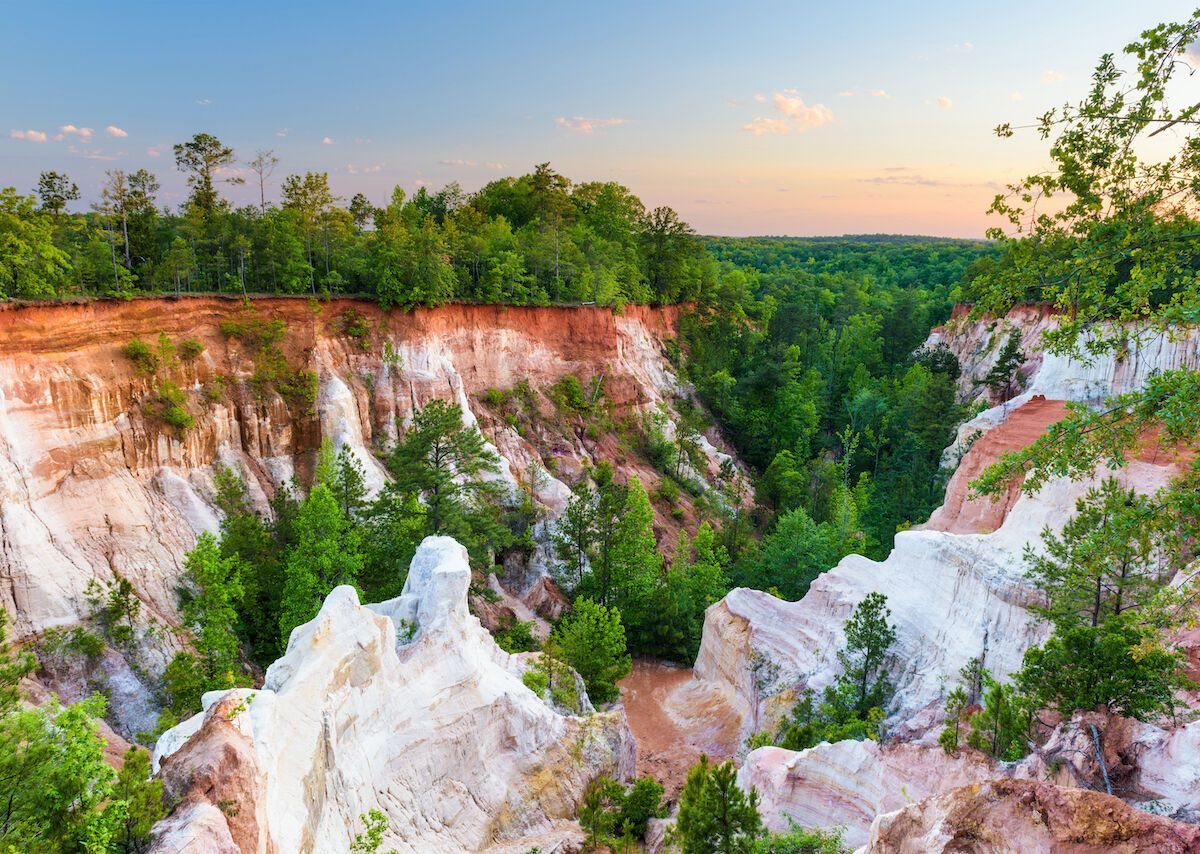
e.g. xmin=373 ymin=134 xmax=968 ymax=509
xmin=691 ymin=307 xmax=1200 ymax=841
xmin=0 ymin=297 xmax=739 ymax=737
xmin=859 ymin=779 xmax=1200 ymax=853
xmin=151 ymin=536 xmax=635 ymax=853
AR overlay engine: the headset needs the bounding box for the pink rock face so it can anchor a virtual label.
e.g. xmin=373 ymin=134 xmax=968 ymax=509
xmin=862 ymin=779 xmax=1200 ymax=854
xmin=924 ymin=395 xmax=1070 ymax=534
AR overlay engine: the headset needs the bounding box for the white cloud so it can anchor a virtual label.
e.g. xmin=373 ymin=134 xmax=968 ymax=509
xmin=354 ymin=137 xmax=372 ymax=144
xmin=275 ymin=128 xmax=289 ymax=138
xmin=363 ymin=164 xmax=383 ymax=173
xmin=774 ymin=90 xmax=833 ymax=127
xmin=744 ymin=89 xmax=833 ymax=135
xmin=950 ymin=41 xmax=974 ymax=53
xmin=1010 ymin=91 xmax=1024 ymax=102
xmin=555 ymin=116 xmax=629 ymax=133
xmin=485 ymin=162 xmax=508 ymax=170
xmin=146 ymin=143 xmax=169 ymax=157
xmin=1041 ymin=70 xmax=1065 ymax=83
xmin=322 ymin=136 xmax=333 ymax=145
xmin=837 ymin=90 xmax=856 ymax=97
xmin=742 ymin=117 xmax=791 ymax=135
xmin=753 ymin=93 xmax=766 ymax=102
xmin=10 ymin=129 xmax=48 ymax=143
xmin=195 ymin=98 xmax=211 ymax=106
xmin=105 ymin=125 xmax=128 ymax=138
xmin=936 ymin=96 xmax=953 ymax=109
xmin=440 ymin=158 xmax=478 ymax=167
xmin=60 ymin=124 xmax=94 ymax=141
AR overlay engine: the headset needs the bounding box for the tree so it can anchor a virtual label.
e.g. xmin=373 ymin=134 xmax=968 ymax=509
xmin=1024 ymin=477 xmax=1161 ymax=629
xmin=388 ymin=399 xmax=502 ymax=552
xmin=174 ymin=132 xmax=242 ymax=217
xmin=968 ymin=10 xmax=1200 ymax=643
xmin=839 ymin=592 xmax=897 ymax=717
xmin=349 ymin=193 xmax=374 ymax=229
xmin=36 ymin=170 xmax=80 ymax=217
xmin=937 ymin=686 xmax=970 ymax=754
xmin=745 ymin=507 xmax=838 ymax=600
xmin=674 ymin=755 xmax=764 ymax=854
xmin=1019 ymin=615 xmax=1189 ymax=721
xmin=314 ymin=439 xmax=368 ymax=521
xmin=178 ymin=532 xmax=246 ymax=688
xmin=606 ymin=477 xmax=663 ymax=650
xmin=246 ymin=149 xmax=279 ymax=215
xmin=281 ymin=171 xmax=336 ymax=291
xmin=110 ymin=746 xmax=166 ymax=854
xmin=578 ymin=777 xmax=622 ymax=851
xmin=553 ymin=598 xmax=631 ymax=705
xmin=99 ymin=169 xmax=134 ymax=267
xmin=981 ymin=329 xmax=1024 ymax=403
xmin=278 ymin=483 xmax=364 ymax=645
xmin=551 ymin=480 xmax=596 ymax=593
xmin=0 ymin=188 xmax=71 ymax=298
xmin=967 ymin=673 xmax=1033 ymax=761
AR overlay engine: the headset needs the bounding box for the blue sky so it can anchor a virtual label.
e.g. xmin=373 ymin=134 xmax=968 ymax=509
xmin=3 ymin=0 xmax=1197 ymax=236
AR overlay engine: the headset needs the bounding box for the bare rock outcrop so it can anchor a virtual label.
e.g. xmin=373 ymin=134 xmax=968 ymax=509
xmin=151 ymin=536 xmax=635 ymax=853
xmin=859 ymin=779 xmax=1200 ymax=854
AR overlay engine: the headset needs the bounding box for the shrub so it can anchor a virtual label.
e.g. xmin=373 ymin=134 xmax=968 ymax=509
xmin=548 ymin=374 xmax=589 ymax=413
xmin=179 ymin=337 xmax=205 ymax=361
xmin=754 ymin=820 xmax=847 ymax=854
xmin=482 ymin=387 xmax=506 ymax=407
xmin=158 ymin=381 xmax=195 ymax=431
xmin=120 ymin=338 xmax=157 ymax=373
xmin=653 ymin=477 xmax=681 ymax=505
xmin=339 ymin=308 xmax=371 ymax=347
xmin=522 ymin=669 xmax=549 ymax=696
xmin=277 ymin=369 xmax=319 ymax=411
xmin=495 ymin=620 xmax=538 ymax=654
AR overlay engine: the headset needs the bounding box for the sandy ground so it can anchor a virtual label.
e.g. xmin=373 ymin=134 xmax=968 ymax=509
xmin=619 ymin=659 xmax=741 ymax=800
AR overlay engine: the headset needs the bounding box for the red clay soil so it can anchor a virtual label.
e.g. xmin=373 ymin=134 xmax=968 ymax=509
xmin=619 ymin=659 xmax=741 ymax=801
xmin=926 ymin=394 xmax=1192 ymax=535
xmin=925 ymin=395 xmax=1071 ymax=534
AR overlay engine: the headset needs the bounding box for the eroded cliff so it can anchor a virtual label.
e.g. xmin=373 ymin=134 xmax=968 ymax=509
xmin=151 ymin=536 xmax=635 ymax=853
xmin=690 ymin=306 xmax=1200 ymax=842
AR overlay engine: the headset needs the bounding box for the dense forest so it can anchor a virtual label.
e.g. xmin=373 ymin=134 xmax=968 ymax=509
xmin=0 ymin=135 xmax=711 ymax=308
xmin=683 ymin=237 xmax=992 ymax=593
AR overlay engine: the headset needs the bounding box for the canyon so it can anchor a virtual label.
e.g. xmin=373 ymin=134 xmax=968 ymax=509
xmin=1 ymin=296 xmax=1198 ymax=851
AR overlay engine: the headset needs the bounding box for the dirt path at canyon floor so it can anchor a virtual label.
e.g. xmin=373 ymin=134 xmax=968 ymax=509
xmin=619 ymin=659 xmax=742 ymax=800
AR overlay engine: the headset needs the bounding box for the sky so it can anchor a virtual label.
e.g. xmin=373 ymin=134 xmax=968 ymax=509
xmin=3 ymin=0 xmax=1198 ymax=237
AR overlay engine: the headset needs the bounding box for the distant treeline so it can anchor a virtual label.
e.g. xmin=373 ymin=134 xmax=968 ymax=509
xmin=0 ymin=133 xmax=713 ymax=308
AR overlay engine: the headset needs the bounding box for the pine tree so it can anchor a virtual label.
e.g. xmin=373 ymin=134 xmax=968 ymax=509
xmin=553 ymin=598 xmax=631 ymax=705
xmin=389 ymin=399 xmax=503 ymax=555
xmin=982 ymin=329 xmax=1024 ymax=403
xmin=607 ymin=477 xmax=663 ymax=650
xmin=111 ymin=746 xmax=167 ymax=854
xmin=674 ymin=755 xmax=764 ymax=854
xmin=179 ymin=532 xmax=246 ymax=688
xmin=278 ymin=483 xmax=364 ymax=645
xmin=1024 ymin=477 xmax=1160 ymax=629
xmin=838 ymin=592 xmax=897 ymax=718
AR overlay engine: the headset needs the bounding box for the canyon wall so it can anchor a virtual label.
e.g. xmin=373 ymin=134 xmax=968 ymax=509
xmin=0 ymin=297 xmax=726 ymax=662
xmin=692 ymin=307 xmax=1199 ymax=841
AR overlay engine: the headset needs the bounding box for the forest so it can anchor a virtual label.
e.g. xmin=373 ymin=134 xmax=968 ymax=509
xmin=0 ymin=140 xmax=711 ymax=308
